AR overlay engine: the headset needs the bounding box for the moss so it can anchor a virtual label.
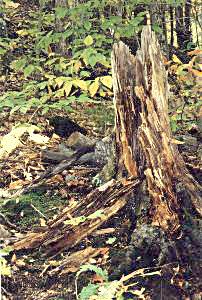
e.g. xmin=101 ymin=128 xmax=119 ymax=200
xmin=1 ymin=192 xmax=66 ymax=229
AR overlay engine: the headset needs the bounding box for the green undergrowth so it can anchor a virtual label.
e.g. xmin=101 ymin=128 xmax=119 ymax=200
xmin=1 ymin=192 xmax=66 ymax=229
xmin=84 ymin=103 xmax=114 ymax=132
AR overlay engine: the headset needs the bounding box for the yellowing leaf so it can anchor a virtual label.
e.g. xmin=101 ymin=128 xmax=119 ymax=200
xmin=172 ymin=54 xmax=182 ymax=64
xmin=64 ymin=82 xmax=73 ymax=96
xmin=55 ymin=77 xmax=65 ymax=88
xmin=74 ymin=61 xmax=82 ymax=73
xmin=40 ymin=218 xmax=46 ymax=227
xmin=99 ymin=91 xmax=106 ymax=97
xmin=9 ymin=180 xmax=28 ymax=189
xmin=0 ymin=262 xmax=11 ymax=276
xmin=73 ymin=79 xmax=88 ymax=91
xmin=29 ymin=133 xmax=49 ymax=145
xmin=5 ymin=1 xmax=20 ymax=9
xmin=0 ymin=124 xmax=38 ymax=159
xmin=84 ymin=35 xmax=93 ymax=46
xmin=16 ymin=29 xmax=28 ymax=36
xmin=188 ymin=68 xmax=202 ymax=77
xmin=187 ymin=49 xmax=202 ymax=56
xmin=100 ymin=75 xmax=113 ymax=89
xmin=89 ymin=81 xmax=99 ymax=97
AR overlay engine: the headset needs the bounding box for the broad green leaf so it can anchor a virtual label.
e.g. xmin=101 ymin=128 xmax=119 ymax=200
xmin=74 ymin=60 xmax=82 ymax=73
xmin=0 ymin=247 xmax=13 ymax=256
xmin=84 ymin=35 xmax=93 ymax=46
xmin=89 ymin=81 xmax=99 ymax=97
xmin=100 ymin=76 xmax=113 ymax=89
xmin=55 ymin=7 xmax=68 ymax=19
xmin=79 ymin=283 xmax=99 ymax=300
xmin=77 ymin=95 xmax=93 ymax=102
xmin=0 ymin=259 xmax=11 ymax=276
xmin=106 ymin=237 xmax=116 ymax=245
xmin=88 ymin=55 xmax=98 ymax=67
xmin=24 ymin=65 xmax=35 ymax=77
xmin=77 ymin=264 xmax=108 ymax=281
xmin=37 ymin=81 xmax=48 ymax=90
xmin=80 ymin=70 xmax=91 ymax=77
xmin=152 ymin=24 xmax=163 ymax=34
xmin=11 ymin=58 xmax=27 ymax=71
xmin=84 ymin=21 xmax=92 ymax=31
xmin=172 ymin=54 xmax=182 ymax=64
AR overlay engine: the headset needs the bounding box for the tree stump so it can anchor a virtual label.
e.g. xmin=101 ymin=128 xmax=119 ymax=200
xmin=112 ymin=26 xmax=201 ymax=234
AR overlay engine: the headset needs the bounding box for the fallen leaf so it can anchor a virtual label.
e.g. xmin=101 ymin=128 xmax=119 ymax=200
xmin=29 ymin=133 xmax=49 ymax=145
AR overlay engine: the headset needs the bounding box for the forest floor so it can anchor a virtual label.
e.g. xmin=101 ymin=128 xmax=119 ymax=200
xmin=0 ymin=102 xmax=201 ymax=300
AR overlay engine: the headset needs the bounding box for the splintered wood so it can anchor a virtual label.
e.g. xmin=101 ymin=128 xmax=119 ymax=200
xmin=14 ymin=179 xmax=140 ymax=255
xmin=112 ymin=26 xmax=201 ymax=233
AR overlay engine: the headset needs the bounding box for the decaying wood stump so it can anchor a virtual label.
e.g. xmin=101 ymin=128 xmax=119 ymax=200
xmin=13 ymin=27 xmax=201 ymax=274
xmin=112 ymin=26 xmax=201 ymax=234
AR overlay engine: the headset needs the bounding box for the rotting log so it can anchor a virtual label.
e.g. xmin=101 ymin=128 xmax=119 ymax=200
xmin=13 ymin=26 xmax=201 ymax=265
xmin=14 ymin=179 xmax=140 ymax=256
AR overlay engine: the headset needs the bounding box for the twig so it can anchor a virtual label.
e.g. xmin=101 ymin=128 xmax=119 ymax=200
xmin=0 ymin=213 xmax=18 ymax=229
xmin=30 ymin=204 xmax=47 ymax=220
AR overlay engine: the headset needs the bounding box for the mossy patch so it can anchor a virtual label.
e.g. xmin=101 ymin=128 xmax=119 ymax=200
xmin=1 ymin=192 xmax=67 ymax=229
xmin=84 ymin=104 xmax=114 ymax=134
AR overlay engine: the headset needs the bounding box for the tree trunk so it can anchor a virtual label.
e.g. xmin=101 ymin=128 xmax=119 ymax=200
xmin=54 ymin=0 xmax=68 ymax=55
xmin=149 ymin=3 xmax=168 ymax=55
xmin=169 ymin=6 xmax=174 ymax=58
xmin=184 ymin=0 xmax=193 ymax=48
xmin=175 ymin=5 xmax=184 ymax=49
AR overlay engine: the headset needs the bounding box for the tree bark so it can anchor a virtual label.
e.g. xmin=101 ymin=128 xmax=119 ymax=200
xmin=184 ymin=0 xmax=193 ymax=47
xmin=169 ymin=6 xmax=174 ymax=58
xmin=54 ymin=0 xmax=68 ymax=55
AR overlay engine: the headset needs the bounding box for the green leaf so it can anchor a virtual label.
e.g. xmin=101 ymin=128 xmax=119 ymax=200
xmin=24 ymin=64 xmax=35 ymax=77
xmin=79 ymin=283 xmax=99 ymax=300
xmin=88 ymin=55 xmax=98 ymax=67
xmin=77 ymin=94 xmax=92 ymax=102
xmin=106 ymin=237 xmax=116 ymax=245
xmin=80 ymin=71 xmax=91 ymax=77
xmin=0 ymin=247 xmax=13 ymax=257
xmin=152 ymin=24 xmax=163 ymax=34
xmin=76 ymin=264 xmax=108 ymax=281
xmin=84 ymin=35 xmax=93 ymax=46
xmin=84 ymin=21 xmax=91 ymax=31
xmin=11 ymin=58 xmax=27 ymax=71
xmin=55 ymin=7 xmax=68 ymax=19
